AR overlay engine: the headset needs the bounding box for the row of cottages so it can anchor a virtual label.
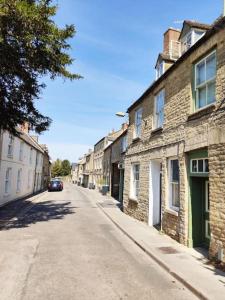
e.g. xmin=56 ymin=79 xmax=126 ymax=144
xmin=123 ymin=17 xmax=225 ymax=261
xmin=72 ymin=125 xmax=128 ymax=198
xmin=93 ymin=127 xmax=125 ymax=190
xmin=0 ymin=124 xmax=51 ymax=207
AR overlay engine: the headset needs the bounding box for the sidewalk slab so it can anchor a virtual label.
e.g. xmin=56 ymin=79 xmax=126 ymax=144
xmin=79 ymin=186 xmax=225 ymax=300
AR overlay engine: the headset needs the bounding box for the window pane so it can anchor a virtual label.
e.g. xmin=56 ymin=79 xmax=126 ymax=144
xmin=172 ymin=160 xmax=179 ymax=181
xmin=198 ymin=159 xmax=203 ymax=172
xmin=192 ymin=160 xmax=197 ymax=172
xmin=198 ymin=86 xmax=207 ymax=108
xmin=207 ymin=81 xmax=215 ymax=105
xmin=158 ymin=111 xmax=164 ymax=128
xmin=206 ymin=53 xmax=216 ymax=81
xmin=172 ymin=183 xmax=179 ymax=207
xmin=196 ymin=61 xmax=205 ymax=85
xmin=205 ymin=159 xmax=209 ymax=172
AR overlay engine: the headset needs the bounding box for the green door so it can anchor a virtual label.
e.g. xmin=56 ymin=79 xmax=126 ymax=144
xmin=191 ymin=177 xmax=210 ymax=248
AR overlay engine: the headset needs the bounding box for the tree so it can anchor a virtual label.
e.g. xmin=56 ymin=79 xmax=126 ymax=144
xmin=0 ymin=0 xmax=81 ymax=135
xmin=51 ymin=158 xmax=62 ymax=178
xmin=61 ymin=159 xmax=71 ymax=176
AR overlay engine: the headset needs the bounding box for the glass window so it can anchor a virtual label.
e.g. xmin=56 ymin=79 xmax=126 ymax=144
xmin=7 ymin=134 xmax=14 ymax=157
xmin=195 ymin=52 xmax=216 ymax=110
xmin=19 ymin=142 xmax=24 ymax=161
xmin=155 ymin=89 xmax=165 ymax=129
xmin=191 ymin=158 xmax=209 ymax=173
xmin=169 ymin=159 xmax=179 ymax=209
xmin=131 ymin=164 xmax=140 ymax=199
xmin=156 ymin=61 xmax=164 ymax=79
xmin=134 ymin=108 xmax=142 ymax=138
xmin=121 ymin=134 xmax=128 ymax=152
xmin=5 ymin=168 xmax=12 ymax=194
xmin=17 ymin=169 xmax=22 ymax=192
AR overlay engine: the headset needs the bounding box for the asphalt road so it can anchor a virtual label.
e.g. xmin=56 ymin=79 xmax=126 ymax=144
xmin=0 ymin=183 xmax=197 ymax=300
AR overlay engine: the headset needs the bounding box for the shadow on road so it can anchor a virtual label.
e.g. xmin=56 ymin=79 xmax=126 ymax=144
xmin=0 ymin=199 xmax=75 ymax=230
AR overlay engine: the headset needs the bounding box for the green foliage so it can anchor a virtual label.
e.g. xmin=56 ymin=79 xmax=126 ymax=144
xmin=0 ymin=0 xmax=82 ymax=134
xmin=51 ymin=158 xmax=71 ymax=177
xmin=51 ymin=158 xmax=62 ymax=178
xmin=61 ymin=159 xmax=71 ymax=176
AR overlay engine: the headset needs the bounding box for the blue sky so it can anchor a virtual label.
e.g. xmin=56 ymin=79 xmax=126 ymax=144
xmin=37 ymin=0 xmax=223 ymax=162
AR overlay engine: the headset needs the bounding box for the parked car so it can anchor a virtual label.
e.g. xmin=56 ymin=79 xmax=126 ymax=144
xmin=48 ymin=179 xmax=63 ymax=192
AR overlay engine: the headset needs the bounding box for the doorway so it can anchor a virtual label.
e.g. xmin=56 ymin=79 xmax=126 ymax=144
xmin=149 ymin=160 xmax=162 ymax=227
xmin=191 ymin=177 xmax=210 ymax=248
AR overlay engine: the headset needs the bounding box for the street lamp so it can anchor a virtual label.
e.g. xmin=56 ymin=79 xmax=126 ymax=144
xmin=115 ymin=112 xmax=126 ymax=117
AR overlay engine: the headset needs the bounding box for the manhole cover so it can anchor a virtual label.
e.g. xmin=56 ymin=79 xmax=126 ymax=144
xmin=158 ymin=247 xmax=179 ymax=254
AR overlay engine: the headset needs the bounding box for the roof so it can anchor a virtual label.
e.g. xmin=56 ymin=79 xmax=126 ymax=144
xmin=104 ymin=129 xmax=128 ymax=152
xmin=16 ymin=127 xmax=44 ymax=154
xmin=155 ymin=53 xmax=176 ymax=68
xmin=179 ymin=20 xmax=211 ymax=40
xmin=127 ymin=16 xmax=225 ymax=113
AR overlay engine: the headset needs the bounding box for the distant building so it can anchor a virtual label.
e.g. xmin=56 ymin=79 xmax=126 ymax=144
xmin=93 ymin=128 xmax=125 ymax=190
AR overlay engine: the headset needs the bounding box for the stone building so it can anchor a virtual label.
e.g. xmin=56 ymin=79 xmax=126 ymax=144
xmin=123 ymin=17 xmax=225 ymax=262
xmin=93 ymin=129 xmax=124 ymax=189
xmin=41 ymin=144 xmax=51 ymax=189
xmin=0 ymin=126 xmax=47 ymax=206
xmin=103 ymin=128 xmax=128 ymax=204
xmin=82 ymin=150 xmax=94 ymax=188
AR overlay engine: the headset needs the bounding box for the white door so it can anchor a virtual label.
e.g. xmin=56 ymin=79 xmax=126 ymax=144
xmin=149 ymin=160 xmax=161 ymax=226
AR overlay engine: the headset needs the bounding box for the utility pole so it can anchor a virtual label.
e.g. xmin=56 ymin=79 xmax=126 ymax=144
xmin=224 ymin=0 xmax=225 ymax=17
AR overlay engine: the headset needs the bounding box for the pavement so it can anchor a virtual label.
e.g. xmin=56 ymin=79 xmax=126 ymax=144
xmin=81 ymin=186 xmax=225 ymax=300
xmin=0 ymin=183 xmax=198 ymax=300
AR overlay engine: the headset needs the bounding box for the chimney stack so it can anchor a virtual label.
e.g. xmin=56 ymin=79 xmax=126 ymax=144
xmin=163 ymin=28 xmax=180 ymax=58
xmin=121 ymin=123 xmax=128 ymax=131
xmin=20 ymin=122 xmax=30 ymax=134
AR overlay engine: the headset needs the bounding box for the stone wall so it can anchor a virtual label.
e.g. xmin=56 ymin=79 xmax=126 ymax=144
xmin=123 ymin=22 xmax=225 ymax=253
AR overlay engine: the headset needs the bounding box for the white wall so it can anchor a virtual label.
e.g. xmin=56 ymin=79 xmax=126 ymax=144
xmin=0 ymin=131 xmax=44 ymax=206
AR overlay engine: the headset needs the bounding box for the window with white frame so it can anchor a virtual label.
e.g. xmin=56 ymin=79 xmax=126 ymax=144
xmin=17 ymin=168 xmax=22 ymax=192
xmin=5 ymin=168 xmax=12 ymax=194
xmin=134 ymin=108 xmax=142 ymax=138
xmin=29 ymin=148 xmax=33 ymax=164
xmin=28 ymin=170 xmax=33 ymax=188
xmin=156 ymin=61 xmax=164 ymax=79
xmin=19 ymin=141 xmax=24 ymax=161
xmin=121 ymin=134 xmax=128 ymax=152
xmin=7 ymin=134 xmax=14 ymax=157
xmin=131 ymin=164 xmax=140 ymax=199
xmin=195 ymin=51 xmax=216 ymax=110
xmin=154 ymin=89 xmax=165 ymax=129
xmin=191 ymin=158 xmax=209 ymax=173
xmin=168 ymin=159 xmax=179 ymax=210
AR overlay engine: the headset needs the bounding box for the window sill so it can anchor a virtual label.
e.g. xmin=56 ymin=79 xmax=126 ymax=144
xmin=128 ymin=197 xmax=138 ymax=204
xmin=187 ymin=104 xmax=215 ymax=121
xmin=151 ymin=127 xmax=163 ymax=136
xmin=165 ymin=208 xmax=179 ymax=217
xmin=132 ymin=137 xmax=140 ymax=144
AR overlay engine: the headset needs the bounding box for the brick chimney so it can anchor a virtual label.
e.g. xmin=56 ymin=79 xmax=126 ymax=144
xmin=121 ymin=123 xmax=128 ymax=131
xmin=163 ymin=28 xmax=181 ymax=58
